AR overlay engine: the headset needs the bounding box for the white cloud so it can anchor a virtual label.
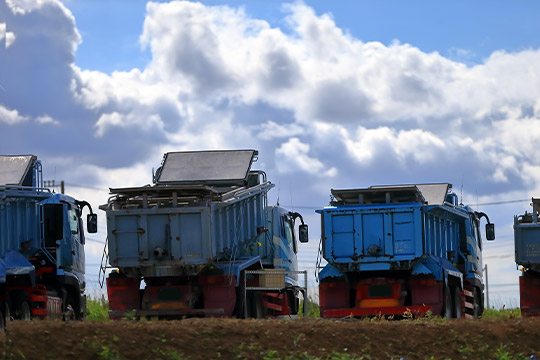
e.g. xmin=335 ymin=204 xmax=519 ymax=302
xmin=0 ymin=23 xmax=15 ymax=48
xmin=344 ymin=126 xmax=446 ymax=165
xmin=257 ymin=121 xmax=303 ymax=140
xmin=2 ymin=0 xmax=539 ymax=197
xmin=95 ymin=112 xmax=164 ymax=138
xmin=0 ymin=105 xmax=28 ymax=124
xmin=35 ymin=114 xmax=59 ymax=125
xmin=276 ymin=137 xmax=337 ymax=177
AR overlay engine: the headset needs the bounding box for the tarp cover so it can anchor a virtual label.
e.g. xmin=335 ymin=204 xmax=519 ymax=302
xmin=331 ymin=183 xmax=451 ymax=205
xmin=0 ymin=155 xmax=36 ymax=186
xmin=416 ymin=183 xmax=451 ymax=205
xmin=156 ymin=150 xmax=256 ymax=185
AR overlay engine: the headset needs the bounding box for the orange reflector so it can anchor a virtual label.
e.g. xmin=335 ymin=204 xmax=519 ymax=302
xmin=358 ymin=299 xmax=400 ymax=308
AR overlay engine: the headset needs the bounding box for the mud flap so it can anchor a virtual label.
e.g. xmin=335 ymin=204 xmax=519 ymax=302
xmin=106 ymin=276 xmax=141 ymax=319
xmin=520 ymin=275 xmax=540 ymax=317
xmin=201 ymin=275 xmax=237 ymax=317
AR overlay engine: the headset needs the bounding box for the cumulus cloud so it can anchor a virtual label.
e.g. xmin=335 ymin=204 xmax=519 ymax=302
xmin=1 ymin=0 xmax=540 ymax=209
xmin=0 ymin=105 xmax=28 ymax=124
xmin=35 ymin=114 xmax=59 ymax=125
xmin=276 ymin=137 xmax=337 ymax=177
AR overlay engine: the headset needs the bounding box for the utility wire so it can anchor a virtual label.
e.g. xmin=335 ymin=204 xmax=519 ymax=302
xmin=64 ymin=182 xmax=108 ymax=191
xmin=86 ymin=237 xmax=106 ymax=244
xmin=467 ymin=199 xmax=530 ymax=206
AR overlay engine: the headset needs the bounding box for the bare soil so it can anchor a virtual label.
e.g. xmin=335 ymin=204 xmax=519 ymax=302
xmin=2 ymin=317 xmax=540 ymax=360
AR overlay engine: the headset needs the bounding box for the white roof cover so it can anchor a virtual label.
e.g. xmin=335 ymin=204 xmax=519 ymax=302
xmin=156 ymin=150 xmax=257 ymax=184
xmin=331 ymin=183 xmax=451 ymax=205
xmin=0 ymin=155 xmax=36 ymax=186
xmin=416 ymin=183 xmax=451 ymax=205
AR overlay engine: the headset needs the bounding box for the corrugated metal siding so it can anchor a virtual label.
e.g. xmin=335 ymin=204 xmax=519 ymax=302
xmin=322 ymin=203 xmax=466 ymax=267
xmin=322 ymin=205 xmax=423 ymax=265
xmin=423 ymin=212 xmax=460 ymax=261
xmin=108 ymin=192 xmax=267 ymax=268
xmin=0 ymin=197 xmax=41 ymax=257
xmin=514 ymin=223 xmax=540 ymax=266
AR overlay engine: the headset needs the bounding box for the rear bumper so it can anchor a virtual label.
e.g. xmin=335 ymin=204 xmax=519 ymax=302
xmin=321 ymin=305 xmax=431 ymax=318
xmin=109 ymin=308 xmax=225 ymax=318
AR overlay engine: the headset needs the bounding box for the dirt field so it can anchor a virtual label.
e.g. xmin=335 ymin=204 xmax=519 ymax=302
xmin=2 ymin=317 xmax=540 ymax=360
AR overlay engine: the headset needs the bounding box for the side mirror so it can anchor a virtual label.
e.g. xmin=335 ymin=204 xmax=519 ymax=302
xmin=299 ymin=224 xmax=309 ymax=243
xmin=87 ymin=214 xmax=98 ymax=234
xmin=485 ymin=223 xmax=495 ymax=241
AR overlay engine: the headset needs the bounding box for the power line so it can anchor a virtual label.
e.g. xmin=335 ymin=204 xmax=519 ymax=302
xmin=468 ymin=199 xmax=530 ymax=206
xmin=86 ymin=237 xmax=106 ymax=244
xmin=489 ymin=283 xmax=519 ymax=287
xmin=483 ymin=254 xmax=514 ymax=259
xmin=64 ymin=182 xmax=108 ymax=192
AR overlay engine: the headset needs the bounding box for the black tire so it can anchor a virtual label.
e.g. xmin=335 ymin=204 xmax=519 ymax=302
xmin=14 ymin=293 xmax=31 ymax=321
xmin=234 ymin=271 xmax=248 ymax=319
xmin=453 ymin=287 xmax=462 ymax=319
xmin=5 ymin=301 xmax=10 ymax=322
xmin=443 ymin=286 xmax=452 ymax=318
xmin=0 ymin=302 xmax=5 ymax=331
xmin=286 ymin=290 xmax=299 ymax=316
xmin=252 ymin=292 xmax=264 ymax=319
xmin=473 ymin=289 xmax=482 ymax=318
xmin=63 ymin=294 xmax=76 ymax=321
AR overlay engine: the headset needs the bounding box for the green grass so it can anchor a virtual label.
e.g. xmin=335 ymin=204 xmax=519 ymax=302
xmin=482 ymin=307 xmax=521 ymax=319
xmin=86 ymin=294 xmax=109 ymax=321
xmin=299 ymin=297 xmax=320 ymax=318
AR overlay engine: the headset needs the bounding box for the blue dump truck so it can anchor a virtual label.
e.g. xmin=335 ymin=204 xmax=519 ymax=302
xmin=316 ymin=183 xmax=495 ymax=318
xmin=514 ymin=198 xmax=540 ymax=317
xmin=0 ymin=155 xmax=97 ymax=328
xmin=100 ymin=150 xmax=309 ymax=319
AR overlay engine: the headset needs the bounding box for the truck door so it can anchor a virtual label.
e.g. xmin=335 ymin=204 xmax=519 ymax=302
xmin=466 ymin=215 xmax=482 ymax=275
xmin=471 ymin=215 xmax=483 ymax=276
xmin=274 ymin=212 xmax=298 ymax=273
xmin=68 ymin=206 xmax=85 ymax=274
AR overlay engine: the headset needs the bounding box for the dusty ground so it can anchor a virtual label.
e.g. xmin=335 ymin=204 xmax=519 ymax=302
xmin=2 ymin=317 xmax=540 ymax=360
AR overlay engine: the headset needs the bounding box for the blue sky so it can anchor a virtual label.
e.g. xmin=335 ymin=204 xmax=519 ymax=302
xmin=68 ymin=0 xmax=540 ymax=72
xmin=3 ymin=0 xmax=540 ymax=307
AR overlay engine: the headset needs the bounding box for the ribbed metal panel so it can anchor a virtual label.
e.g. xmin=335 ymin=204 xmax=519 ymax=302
xmin=107 ymin=191 xmax=268 ymax=269
xmin=0 ymin=197 xmax=40 ymax=257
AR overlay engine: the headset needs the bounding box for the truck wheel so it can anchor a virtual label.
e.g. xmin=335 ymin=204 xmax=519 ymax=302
xmin=63 ymin=294 xmax=76 ymax=321
xmin=443 ymin=286 xmax=452 ymax=318
xmin=14 ymin=293 xmax=31 ymax=321
xmin=287 ymin=290 xmax=299 ymax=316
xmin=0 ymin=303 xmax=5 ymax=331
xmin=253 ymin=292 xmax=264 ymax=319
xmin=473 ymin=289 xmax=481 ymax=318
xmin=452 ymin=287 xmax=462 ymax=319
xmin=5 ymin=302 xmax=10 ymax=322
